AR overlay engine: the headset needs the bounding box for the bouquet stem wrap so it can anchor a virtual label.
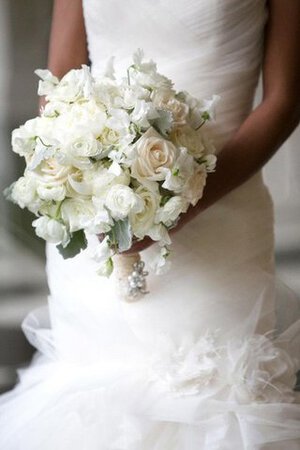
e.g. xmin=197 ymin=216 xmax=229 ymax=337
xmin=113 ymin=252 xmax=148 ymax=302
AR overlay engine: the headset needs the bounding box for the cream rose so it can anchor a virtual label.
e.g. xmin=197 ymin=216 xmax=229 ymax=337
xmin=131 ymin=127 xmax=177 ymax=182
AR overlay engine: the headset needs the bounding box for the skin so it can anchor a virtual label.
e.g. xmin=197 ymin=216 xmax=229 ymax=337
xmin=46 ymin=0 xmax=300 ymax=255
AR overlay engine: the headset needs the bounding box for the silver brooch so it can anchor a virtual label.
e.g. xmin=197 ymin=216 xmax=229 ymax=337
xmin=127 ymin=260 xmax=149 ymax=298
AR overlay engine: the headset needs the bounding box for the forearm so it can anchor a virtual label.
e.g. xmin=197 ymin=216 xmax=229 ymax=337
xmin=177 ymin=97 xmax=300 ymax=228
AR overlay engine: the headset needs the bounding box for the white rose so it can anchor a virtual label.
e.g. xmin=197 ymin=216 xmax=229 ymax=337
xmin=105 ymin=184 xmax=144 ymax=220
xmin=61 ymin=198 xmax=96 ymax=232
xmin=155 ymin=196 xmax=185 ymax=227
xmin=170 ymin=125 xmax=205 ymax=158
xmin=131 ymin=127 xmax=177 ymax=182
xmin=32 ymin=216 xmax=69 ymax=246
xmin=130 ymin=187 xmax=160 ymax=239
xmin=183 ymin=166 xmax=207 ymax=206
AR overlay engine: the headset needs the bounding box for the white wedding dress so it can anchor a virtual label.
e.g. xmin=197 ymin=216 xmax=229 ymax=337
xmin=1 ymin=0 xmax=300 ymax=448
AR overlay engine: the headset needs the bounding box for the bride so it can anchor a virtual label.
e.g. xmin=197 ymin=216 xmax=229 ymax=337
xmin=1 ymin=0 xmax=300 ymax=448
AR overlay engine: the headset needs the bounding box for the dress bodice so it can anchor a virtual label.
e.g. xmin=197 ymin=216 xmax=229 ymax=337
xmin=82 ymin=0 xmax=268 ymax=149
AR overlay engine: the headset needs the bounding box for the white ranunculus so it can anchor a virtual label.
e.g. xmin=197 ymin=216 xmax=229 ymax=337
xmin=105 ymin=184 xmax=144 ymax=220
xmin=170 ymin=125 xmax=205 ymax=158
xmin=155 ymin=196 xmax=184 ymax=227
xmin=32 ymin=216 xmax=69 ymax=246
xmin=183 ymin=166 xmax=207 ymax=206
xmin=10 ymin=175 xmax=41 ymax=213
xmin=60 ymin=134 xmax=102 ymax=170
xmin=61 ymin=197 xmax=96 ymax=232
xmin=130 ymin=187 xmax=161 ymax=239
xmin=131 ymin=127 xmax=177 ymax=182
xmin=68 ymin=135 xmax=100 ymax=158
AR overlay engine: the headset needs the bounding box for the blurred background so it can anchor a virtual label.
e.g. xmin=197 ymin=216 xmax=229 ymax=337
xmin=0 ymin=1 xmax=299 ymax=394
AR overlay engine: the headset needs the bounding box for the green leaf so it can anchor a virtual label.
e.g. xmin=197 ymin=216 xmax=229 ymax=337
xmin=56 ymin=229 xmax=87 ymax=259
xmin=109 ymin=218 xmax=132 ymax=252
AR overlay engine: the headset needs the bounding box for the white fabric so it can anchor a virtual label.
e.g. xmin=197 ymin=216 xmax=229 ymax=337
xmin=1 ymin=0 xmax=300 ymax=448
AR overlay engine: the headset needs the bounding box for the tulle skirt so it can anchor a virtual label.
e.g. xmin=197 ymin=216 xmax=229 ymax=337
xmin=1 ymin=172 xmax=300 ymax=449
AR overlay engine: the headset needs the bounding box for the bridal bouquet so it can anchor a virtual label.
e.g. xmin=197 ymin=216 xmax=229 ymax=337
xmin=6 ymin=49 xmax=218 ymax=290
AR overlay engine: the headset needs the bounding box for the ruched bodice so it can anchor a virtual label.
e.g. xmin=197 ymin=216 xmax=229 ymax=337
xmin=83 ymin=0 xmax=268 ymax=148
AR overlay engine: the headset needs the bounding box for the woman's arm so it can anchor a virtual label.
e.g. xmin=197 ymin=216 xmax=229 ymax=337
xmin=176 ymin=0 xmax=300 ymax=228
xmin=47 ymin=0 xmax=88 ymax=77
xmin=126 ymin=0 xmax=300 ymax=253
